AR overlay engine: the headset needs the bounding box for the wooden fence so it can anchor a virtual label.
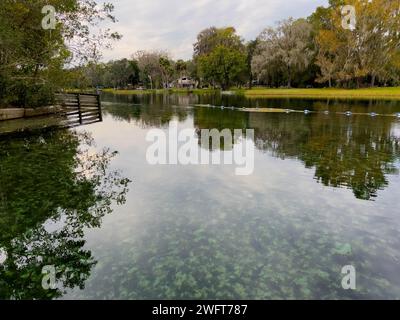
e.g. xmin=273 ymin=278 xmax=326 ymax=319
xmin=55 ymin=93 xmax=102 ymax=128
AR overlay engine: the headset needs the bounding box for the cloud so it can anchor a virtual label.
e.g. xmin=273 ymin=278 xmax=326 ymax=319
xmin=102 ymin=0 xmax=328 ymax=61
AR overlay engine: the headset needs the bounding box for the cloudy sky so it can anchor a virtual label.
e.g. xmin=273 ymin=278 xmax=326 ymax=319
xmin=102 ymin=0 xmax=329 ymax=61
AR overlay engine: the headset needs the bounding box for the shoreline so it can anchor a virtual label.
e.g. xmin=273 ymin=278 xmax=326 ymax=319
xmin=102 ymin=88 xmax=219 ymax=95
xmin=243 ymin=87 xmax=400 ymax=100
xmin=99 ymin=87 xmax=400 ymax=100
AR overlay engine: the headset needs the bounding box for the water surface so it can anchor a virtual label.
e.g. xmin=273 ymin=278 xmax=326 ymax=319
xmin=1 ymin=93 xmax=400 ymax=299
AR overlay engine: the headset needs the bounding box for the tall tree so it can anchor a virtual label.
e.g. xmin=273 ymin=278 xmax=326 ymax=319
xmin=194 ymin=27 xmax=247 ymax=88
xmin=193 ymin=27 xmax=244 ymax=59
xmin=198 ymin=45 xmax=247 ymax=90
xmin=246 ymin=40 xmax=259 ymax=88
xmin=0 ymin=0 xmax=120 ymax=107
xmin=159 ymin=57 xmax=174 ymax=88
xmin=314 ymin=0 xmax=400 ymax=87
xmin=252 ymin=18 xmax=314 ymax=88
xmin=134 ymin=50 xmax=172 ymax=89
xmin=175 ymin=60 xmax=187 ymax=78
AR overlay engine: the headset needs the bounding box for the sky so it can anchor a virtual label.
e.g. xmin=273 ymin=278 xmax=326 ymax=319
xmin=102 ymin=0 xmax=329 ymax=61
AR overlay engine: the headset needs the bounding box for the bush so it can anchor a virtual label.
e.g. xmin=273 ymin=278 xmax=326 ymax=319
xmin=0 ymin=79 xmax=55 ymax=108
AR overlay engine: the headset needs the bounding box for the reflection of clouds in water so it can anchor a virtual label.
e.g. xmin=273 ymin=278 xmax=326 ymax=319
xmin=0 ymin=247 xmax=7 ymax=264
xmin=44 ymin=213 xmax=69 ymax=234
xmin=391 ymin=123 xmax=400 ymax=139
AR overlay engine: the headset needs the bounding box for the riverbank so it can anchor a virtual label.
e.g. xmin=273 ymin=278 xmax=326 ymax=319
xmin=244 ymin=87 xmax=400 ymax=99
xmin=0 ymin=106 xmax=61 ymax=121
xmin=101 ymin=87 xmax=400 ymax=100
xmin=102 ymin=88 xmax=219 ymax=95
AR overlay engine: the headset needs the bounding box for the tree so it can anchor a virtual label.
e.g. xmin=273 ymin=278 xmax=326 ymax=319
xmin=314 ymin=0 xmax=400 ymax=88
xmin=102 ymin=59 xmax=140 ymax=89
xmin=193 ymin=27 xmax=244 ymax=59
xmin=134 ymin=50 xmax=171 ymax=89
xmin=175 ymin=60 xmax=187 ymax=78
xmin=0 ymin=0 xmax=120 ymax=107
xmin=252 ymin=18 xmax=314 ymax=88
xmin=159 ymin=57 xmax=174 ymax=88
xmin=315 ymin=30 xmax=342 ymax=87
xmin=246 ymin=40 xmax=259 ymax=88
xmin=194 ymin=27 xmax=247 ymax=88
xmin=198 ymin=45 xmax=247 ymax=90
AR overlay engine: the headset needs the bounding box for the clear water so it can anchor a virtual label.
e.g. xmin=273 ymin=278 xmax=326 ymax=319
xmin=1 ymin=93 xmax=400 ymax=299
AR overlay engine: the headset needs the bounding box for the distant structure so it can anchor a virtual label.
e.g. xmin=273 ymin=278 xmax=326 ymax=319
xmin=176 ymin=77 xmax=196 ymax=89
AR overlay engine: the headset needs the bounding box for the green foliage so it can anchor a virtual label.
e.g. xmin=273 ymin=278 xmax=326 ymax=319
xmin=0 ymin=130 xmax=131 ymax=299
xmin=66 ymin=1 xmax=400 ymax=91
xmin=193 ymin=27 xmax=245 ymax=58
xmin=252 ymin=18 xmax=315 ymax=88
xmin=198 ymin=46 xmax=247 ymax=90
xmin=0 ymin=0 xmax=119 ymax=108
xmin=313 ymin=0 xmax=400 ymax=88
xmin=193 ymin=27 xmax=248 ymax=88
xmin=95 ymin=59 xmax=141 ymax=89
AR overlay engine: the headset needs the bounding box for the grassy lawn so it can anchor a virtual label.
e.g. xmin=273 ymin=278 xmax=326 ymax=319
xmin=244 ymin=87 xmax=400 ymax=99
xmin=81 ymin=87 xmax=400 ymax=99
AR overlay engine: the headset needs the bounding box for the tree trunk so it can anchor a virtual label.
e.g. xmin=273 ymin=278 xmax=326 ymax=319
xmin=371 ymin=75 xmax=376 ymax=87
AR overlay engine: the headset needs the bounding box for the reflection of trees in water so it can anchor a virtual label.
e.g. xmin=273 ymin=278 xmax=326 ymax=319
xmin=103 ymin=103 xmax=189 ymax=129
xmin=0 ymin=130 xmax=131 ymax=299
xmin=192 ymin=106 xmax=400 ymax=200
xmin=104 ymin=92 xmax=400 ymax=200
xmin=103 ymin=91 xmax=400 ymax=114
xmin=310 ymin=100 xmax=400 ymax=114
xmin=193 ymin=108 xmax=249 ymax=151
xmin=249 ymin=113 xmax=400 ymax=200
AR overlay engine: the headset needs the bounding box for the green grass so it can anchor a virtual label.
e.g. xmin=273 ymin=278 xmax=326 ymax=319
xmin=244 ymin=87 xmax=400 ymax=99
xmin=74 ymin=87 xmax=400 ymax=100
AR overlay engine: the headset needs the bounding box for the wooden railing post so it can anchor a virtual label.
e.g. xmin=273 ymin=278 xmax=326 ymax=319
xmin=97 ymin=94 xmax=102 ymax=121
xmin=77 ymin=93 xmax=82 ymax=124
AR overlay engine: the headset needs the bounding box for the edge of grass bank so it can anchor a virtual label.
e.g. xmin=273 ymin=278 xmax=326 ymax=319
xmin=243 ymin=87 xmax=400 ymax=100
xmin=83 ymin=87 xmax=400 ymax=100
xmin=102 ymin=88 xmax=220 ymax=95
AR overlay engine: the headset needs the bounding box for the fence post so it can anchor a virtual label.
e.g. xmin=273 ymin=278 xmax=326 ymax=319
xmin=97 ymin=94 xmax=102 ymax=121
xmin=77 ymin=93 xmax=82 ymax=124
